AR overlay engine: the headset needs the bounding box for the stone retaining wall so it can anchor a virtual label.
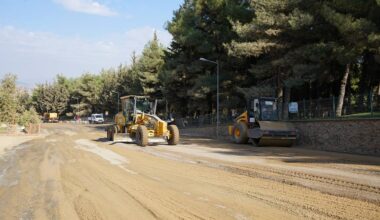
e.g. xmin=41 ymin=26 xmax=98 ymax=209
xmin=180 ymin=119 xmax=380 ymax=156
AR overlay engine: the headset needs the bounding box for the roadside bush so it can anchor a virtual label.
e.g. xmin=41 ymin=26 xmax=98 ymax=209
xmin=0 ymin=74 xmax=18 ymax=124
xmin=18 ymin=108 xmax=41 ymax=127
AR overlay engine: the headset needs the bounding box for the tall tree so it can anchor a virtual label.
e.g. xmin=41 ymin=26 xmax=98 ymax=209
xmin=165 ymin=0 xmax=251 ymax=116
xmin=0 ymin=74 xmax=18 ymax=123
xmin=320 ymin=1 xmax=380 ymax=116
xmin=137 ymin=33 xmax=166 ymax=97
xmin=74 ymin=73 xmax=102 ymax=115
xmin=98 ymin=68 xmax=120 ymax=114
xmin=32 ymin=81 xmax=69 ymax=116
xmin=227 ymin=0 xmax=325 ymax=119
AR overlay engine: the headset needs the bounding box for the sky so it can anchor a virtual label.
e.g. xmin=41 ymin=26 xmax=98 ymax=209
xmin=0 ymin=0 xmax=182 ymax=88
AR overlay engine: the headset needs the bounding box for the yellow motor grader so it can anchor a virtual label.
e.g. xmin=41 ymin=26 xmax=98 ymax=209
xmin=229 ymin=97 xmax=297 ymax=147
xmin=106 ymin=95 xmax=179 ymax=147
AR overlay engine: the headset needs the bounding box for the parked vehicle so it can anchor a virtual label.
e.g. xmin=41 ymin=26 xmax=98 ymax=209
xmin=88 ymin=114 xmax=104 ymax=124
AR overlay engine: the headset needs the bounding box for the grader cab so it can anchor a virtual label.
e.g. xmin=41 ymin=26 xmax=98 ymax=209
xmin=106 ymin=95 xmax=179 ymax=147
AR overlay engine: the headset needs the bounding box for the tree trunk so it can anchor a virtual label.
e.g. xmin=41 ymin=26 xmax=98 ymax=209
xmin=358 ymin=52 xmax=371 ymax=111
xmin=276 ymin=79 xmax=283 ymax=99
xmin=367 ymin=89 xmax=372 ymax=112
xmin=165 ymin=99 xmax=169 ymax=118
xmin=282 ymin=87 xmax=291 ymax=120
xmin=309 ymin=80 xmax=312 ymax=118
xmin=347 ymin=74 xmax=352 ymax=114
xmin=336 ymin=64 xmax=350 ymax=117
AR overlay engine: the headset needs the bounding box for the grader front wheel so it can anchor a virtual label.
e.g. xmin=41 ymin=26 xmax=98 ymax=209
xmin=168 ymin=125 xmax=179 ymax=145
xmin=107 ymin=126 xmax=116 ymax=141
xmin=136 ymin=125 xmax=148 ymax=147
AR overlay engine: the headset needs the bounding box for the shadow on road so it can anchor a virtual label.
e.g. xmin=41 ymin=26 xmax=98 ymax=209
xmin=85 ymin=124 xmax=110 ymax=131
xmin=183 ymin=138 xmax=380 ymax=167
xmin=213 ymin=147 xmax=380 ymax=166
xmin=93 ymin=138 xmax=109 ymax=142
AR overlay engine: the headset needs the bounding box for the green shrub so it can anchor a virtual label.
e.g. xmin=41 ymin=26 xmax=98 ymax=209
xmin=18 ymin=107 xmax=41 ymax=127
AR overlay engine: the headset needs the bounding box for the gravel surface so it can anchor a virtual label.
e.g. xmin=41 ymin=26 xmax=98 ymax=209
xmin=0 ymin=123 xmax=379 ymax=220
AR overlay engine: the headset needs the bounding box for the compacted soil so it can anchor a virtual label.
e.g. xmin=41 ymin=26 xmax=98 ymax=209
xmin=0 ymin=123 xmax=379 ymax=220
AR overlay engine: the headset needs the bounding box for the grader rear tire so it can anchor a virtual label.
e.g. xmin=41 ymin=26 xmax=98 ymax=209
xmin=232 ymin=122 xmax=249 ymax=144
xmin=106 ymin=127 xmax=113 ymax=141
xmin=110 ymin=130 xmax=115 ymax=141
xmin=110 ymin=127 xmax=115 ymax=141
xmin=136 ymin=125 xmax=148 ymax=147
xmin=168 ymin=125 xmax=179 ymax=145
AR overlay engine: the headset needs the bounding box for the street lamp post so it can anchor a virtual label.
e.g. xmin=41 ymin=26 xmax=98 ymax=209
xmin=199 ymin=58 xmax=220 ymax=138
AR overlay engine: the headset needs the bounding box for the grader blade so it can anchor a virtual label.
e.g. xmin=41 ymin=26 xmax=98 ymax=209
xmin=113 ymin=133 xmax=134 ymax=143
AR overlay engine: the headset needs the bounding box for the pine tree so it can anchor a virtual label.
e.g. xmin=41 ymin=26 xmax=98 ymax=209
xmin=0 ymin=74 xmax=18 ymax=124
xmin=320 ymin=1 xmax=380 ymax=116
xmin=75 ymin=73 xmax=102 ymax=114
xmin=165 ymin=0 xmax=251 ymax=116
xmin=137 ymin=32 xmax=166 ymax=97
xmin=32 ymin=81 xmax=69 ymax=116
xmin=227 ymin=0 xmax=323 ymax=118
xmin=98 ymin=68 xmax=119 ymax=114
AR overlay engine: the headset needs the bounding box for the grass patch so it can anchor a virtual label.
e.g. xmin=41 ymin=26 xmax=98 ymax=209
xmin=342 ymin=112 xmax=380 ymax=118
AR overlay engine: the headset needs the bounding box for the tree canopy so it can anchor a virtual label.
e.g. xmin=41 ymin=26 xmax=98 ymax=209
xmin=2 ymin=0 xmax=380 ymax=121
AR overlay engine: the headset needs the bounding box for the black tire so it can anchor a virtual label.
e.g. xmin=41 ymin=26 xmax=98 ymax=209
xmin=111 ymin=131 xmax=115 ymax=141
xmin=110 ymin=126 xmax=117 ymax=141
xmin=109 ymin=129 xmax=115 ymax=141
xmin=136 ymin=125 xmax=148 ymax=147
xmin=232 ymin=122 xmax=249 ymax=144
xmin=108 ymin=125 xmax=117 ymax=141
xmin=168 ymin=125 xmax=179 ymax=145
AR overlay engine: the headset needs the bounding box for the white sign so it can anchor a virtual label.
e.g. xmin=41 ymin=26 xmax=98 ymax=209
xmin=289 ymin=102 xmax=298 ymax=113
xmin=265 ymin=101 xmax=274 ymax=106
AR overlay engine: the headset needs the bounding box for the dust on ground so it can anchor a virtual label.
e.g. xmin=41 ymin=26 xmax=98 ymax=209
xmin=0 ymin=123 xmax=379 ymax=220
xmin=0 ymin=136 xmax=37 ymax=156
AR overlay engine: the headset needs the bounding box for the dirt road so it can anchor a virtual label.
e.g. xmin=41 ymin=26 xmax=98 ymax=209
xmin=0 ymin=124 xmax=379 ymax=220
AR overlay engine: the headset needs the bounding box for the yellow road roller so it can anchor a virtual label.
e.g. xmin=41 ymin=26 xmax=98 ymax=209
xmin=228 ymin=97 xmax=297 ymax=147
xmin=106 ymin=95 xmax=179 ymax=147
